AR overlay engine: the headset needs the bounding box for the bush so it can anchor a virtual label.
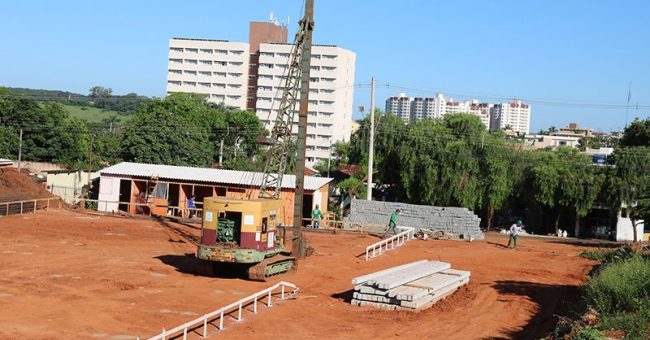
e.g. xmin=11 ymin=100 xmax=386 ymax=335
xmin=600 ymin=306 xmax=650 ymax=339
xmin=585 ymin=256 xmax=650 ymax=314
xmin=579 ymin=246 xmax=635 ymax=263
xmin=574 ymin=327 xmax=604 ymax=340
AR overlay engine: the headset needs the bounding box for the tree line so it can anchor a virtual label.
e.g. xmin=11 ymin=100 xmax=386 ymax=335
xmin=321 ymin=111 xmax=649 ymax=239
xmin=0 ymin=90 xmax=266 ymax=171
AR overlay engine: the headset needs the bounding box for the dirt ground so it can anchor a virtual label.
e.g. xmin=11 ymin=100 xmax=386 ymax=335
xmin=0 ymin=209 xmax=601 ymax=339
xmin=0 ymin=168 xmax=53 ymax=202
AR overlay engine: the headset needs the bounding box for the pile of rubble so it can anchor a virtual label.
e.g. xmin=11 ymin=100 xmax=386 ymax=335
xmin=351 ymin=260 xmax=470 ymax=311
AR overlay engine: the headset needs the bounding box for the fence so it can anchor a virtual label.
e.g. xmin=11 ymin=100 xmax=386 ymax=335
xmin=0 ymin=197 xmax=62 ymax=217
xmin=365 ymin=226 xmax=415 ymax=261
xmin=146 ymin=281 xmax=299 ymax=340
xmin=78 ymin=198 xmax=203 ymax=220
xmin=48 ymin=185 xmax=82 ymax=204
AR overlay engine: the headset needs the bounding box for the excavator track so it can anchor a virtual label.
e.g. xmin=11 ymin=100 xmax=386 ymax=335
xmin=247 ymin=255 xmax=297 ymax=281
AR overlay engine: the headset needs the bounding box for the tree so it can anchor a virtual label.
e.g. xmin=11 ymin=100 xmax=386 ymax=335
xmin=607 ymin=147 xmax=650 ymax=242
xmin=0 ymin=126 xmax=19 ymax=159
xmin=89 ymin=86 xmax=113 ymax=99
xmin=119 ymin=93 xmax=225 ymax=167
xmin=479 ymin=132 xmax=520 ymax=230
xmin=620 ymin=118 xmax=650 ymax=147
xmin=217 ymin=109 xmax=265 ymax=170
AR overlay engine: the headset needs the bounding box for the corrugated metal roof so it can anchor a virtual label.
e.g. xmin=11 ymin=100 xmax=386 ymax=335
xmin=99 ymin=162 xmax=332 ymax=191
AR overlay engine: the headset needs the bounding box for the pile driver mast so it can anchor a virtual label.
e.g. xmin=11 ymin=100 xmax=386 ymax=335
xmin=258 ymin=0 xmax=314 ymax=258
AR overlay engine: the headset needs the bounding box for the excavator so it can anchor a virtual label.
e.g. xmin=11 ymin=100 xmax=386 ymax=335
xmin=195 ymin=0 xmax=314 ymax=281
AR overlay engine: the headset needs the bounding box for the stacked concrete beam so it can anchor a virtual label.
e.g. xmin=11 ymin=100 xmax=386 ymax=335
xmin=349 ymin=199 xmax=484 ymax=240
xmin=351 ymin=260 xmax=470 ymax=311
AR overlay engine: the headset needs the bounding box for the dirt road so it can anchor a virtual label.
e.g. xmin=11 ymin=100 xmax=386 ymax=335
xmin=0 ymin=210 xmax=597 ymax=339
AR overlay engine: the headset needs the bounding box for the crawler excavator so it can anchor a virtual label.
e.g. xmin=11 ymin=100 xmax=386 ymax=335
xmin=196 ymin=0 xmax=314 ymax=281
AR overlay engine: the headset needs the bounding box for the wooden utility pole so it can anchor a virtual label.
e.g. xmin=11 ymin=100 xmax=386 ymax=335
xmin=291 ymin=0 xmax=315 ymax=258
xmin=17 ymin=128 xmax=23 ymax=172
xmin=367 ymin=77 xmax=375 ymax=200
xmin=87 ymin=133 xmax=93 ymax=198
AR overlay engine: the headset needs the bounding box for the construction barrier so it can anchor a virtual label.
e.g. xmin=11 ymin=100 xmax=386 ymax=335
xmin=146 ymin=281 xmax=299 ymax=340
xmin=365 ymin=226 xmax=415 ymax=261
xmin=0 ymin=197 xmax=62 ymax=217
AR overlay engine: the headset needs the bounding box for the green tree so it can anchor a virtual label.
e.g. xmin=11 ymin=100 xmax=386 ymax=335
xmin=620 ymin=118 xmax=650 ymax=147
xmin=217 ymin=109 xmax=265 ymax=170
xmin=607 ymin=147 xmax=650 ymax=242
xmin=119 ymin=93 xmax=225 ymax=167
xmin=0 ymin=126 xmax=19 ymax=159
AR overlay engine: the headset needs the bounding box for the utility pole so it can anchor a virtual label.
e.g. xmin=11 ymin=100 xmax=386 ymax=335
xmin=292 ymin=0 xmax=314 ymax=259
xmin=625 ymin=82 xmax=631 ymax=128
xmin=17 ymin=128 xmax=23 ymax=172
xmin=366 ymin=76 xmax=375 ymax=201
xmin=219 ymin=139 xmax=224 ymax=165
xmin=87 ymin=133 xmax=94 ymax=198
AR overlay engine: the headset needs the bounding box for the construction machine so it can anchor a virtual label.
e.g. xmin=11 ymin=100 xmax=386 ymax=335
xmin=196 ymin=0 xmax=314 ymax=280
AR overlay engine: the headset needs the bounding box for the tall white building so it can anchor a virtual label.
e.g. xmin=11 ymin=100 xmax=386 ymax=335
xmin=489 ymin=100 xmax=531 ymax=133
xmin=385 ymin=93 xmax=496 ymax=130
xmin=167 ymin=38 xmax=250 ymax=108
xmin=166 ymin=21 xmax=356 ymax=168
xmin=255 ymin=43 xmax=356 ymax=165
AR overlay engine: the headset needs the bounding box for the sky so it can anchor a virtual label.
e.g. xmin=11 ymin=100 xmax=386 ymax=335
xmin=1 ymin=0 xmax=649 ymax=132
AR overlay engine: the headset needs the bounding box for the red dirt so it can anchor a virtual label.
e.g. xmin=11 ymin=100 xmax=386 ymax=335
xmin=0 ymin=168 xmax=53 ymax=202
xmin=0 ymin=210 xmax=599 ymax=339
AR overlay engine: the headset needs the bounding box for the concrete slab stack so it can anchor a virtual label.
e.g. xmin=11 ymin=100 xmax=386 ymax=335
xmin=349 ymin=199 xmax=484 ymax=240
xmin=350 ymin=260 xmax=470 ymax=311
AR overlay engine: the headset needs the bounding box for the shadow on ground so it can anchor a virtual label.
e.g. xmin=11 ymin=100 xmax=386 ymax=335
xmin=331 ymin=289 xmax=355 ymax=303
xmin=155 ymin=253 xmax=248 ymax=280
xmin=485 ymin=280 xmax=582 ymax=340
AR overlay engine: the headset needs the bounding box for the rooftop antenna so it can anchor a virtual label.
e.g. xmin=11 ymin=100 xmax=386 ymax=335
xmin=625 ymin=82 xmax=631 ymax=128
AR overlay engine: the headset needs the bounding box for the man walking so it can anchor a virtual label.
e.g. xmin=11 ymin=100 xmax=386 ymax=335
xmin=312 ymin=204 xmax=323 ymax=229
xmin=507 ymin=220 xmax=523 ymax=249
xmin=383 ymin=209 xmax=401 ymax=238
xmin=187 ymin=195 xmax=196 ymax=219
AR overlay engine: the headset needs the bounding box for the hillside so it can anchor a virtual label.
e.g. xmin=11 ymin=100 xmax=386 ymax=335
xmin=63 ymin=104 xmax=128 ymax=124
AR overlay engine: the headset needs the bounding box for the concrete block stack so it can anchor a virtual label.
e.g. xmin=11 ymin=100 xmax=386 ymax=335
xmin=351 ymin=260 xmax=470 ymax=311
xmin=349 ymin=199 xmax=484 ymax=240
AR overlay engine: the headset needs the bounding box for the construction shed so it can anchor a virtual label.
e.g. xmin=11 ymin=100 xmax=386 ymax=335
xmin=97 ymin=162 xmax=332 ymax=226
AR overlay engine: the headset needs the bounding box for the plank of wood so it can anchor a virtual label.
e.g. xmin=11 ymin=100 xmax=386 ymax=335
xmin=351 ymin=259 xmax=428 ymax=285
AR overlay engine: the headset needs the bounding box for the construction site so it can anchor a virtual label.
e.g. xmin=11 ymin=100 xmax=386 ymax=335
xmin=1 ymin=1 xmax=646 ymax=339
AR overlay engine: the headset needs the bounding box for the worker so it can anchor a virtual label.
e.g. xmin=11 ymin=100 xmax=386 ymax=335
xmin=383 ymin=209 xmax=401 ymax=238
xmin=507 ymin=220 xmax=523 ymax=249
xmin=311 ymin=204 xmax=323 ymax=229
xmin=187 ymin=195 xmax=196 ymax=219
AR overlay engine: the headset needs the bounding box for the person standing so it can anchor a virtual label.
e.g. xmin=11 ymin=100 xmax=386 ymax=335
xmin=383 ymin=209 xmax=401 ymax=238
xmin=507 ymin=220 xmax=523 ymax=249
xmin=312 ymin=204 xmax=323 ymax=229
xmin=187 ymin=195 xmax=196 ymax=219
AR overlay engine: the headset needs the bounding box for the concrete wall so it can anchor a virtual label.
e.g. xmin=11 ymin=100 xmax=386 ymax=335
xmin=350 ymin=199 xmax=484 ymax=240
xmin=615 ymin=217 xmax=644 ymax=242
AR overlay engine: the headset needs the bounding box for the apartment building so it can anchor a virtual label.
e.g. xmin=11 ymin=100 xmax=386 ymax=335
xmin=167 ymin=38 xmax=250 ymax=108
xmin=489 ymin=100 xmax=531 ymax=133
xmin=256 ymin=43 xmax=356 ymax=164
xmin=385 ymin=93 xmax=494 ymax=130
xmin=166 ymin=20 xmax=356 ymax=167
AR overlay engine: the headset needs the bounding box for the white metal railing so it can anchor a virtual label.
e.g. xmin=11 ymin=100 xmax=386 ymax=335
xmin=146 ymin=281 xmax=299 ymax=340
xmin=365 ymin=226 xmax=415 ymax=261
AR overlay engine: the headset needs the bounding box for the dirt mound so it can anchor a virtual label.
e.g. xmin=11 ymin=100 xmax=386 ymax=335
xmin=0 ymin=168 xmax=53 ymax=202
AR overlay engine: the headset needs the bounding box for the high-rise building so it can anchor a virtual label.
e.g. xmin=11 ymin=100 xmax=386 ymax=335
xmin=489 ymin=100 xmax=531 ymax=133
xmin=255 ymin=43 xmax=356 ymax=164
xmin=166 ymin=19 xmax=356 ymax=167
xmin=384 ymin=93 xmax=498 ymax=130
xmin=167 ymin=38 xmax=250 ymax=108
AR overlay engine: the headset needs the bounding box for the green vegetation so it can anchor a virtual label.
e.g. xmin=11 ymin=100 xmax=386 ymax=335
xmin=63 ymin=104 xmax=124 ymax=124
xmin=567 ymin=247 xmax=650 ymax=339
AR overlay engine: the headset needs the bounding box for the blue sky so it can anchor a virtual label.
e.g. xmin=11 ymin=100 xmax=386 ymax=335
xmin=1 ymin=0 xmax=649 ymax=132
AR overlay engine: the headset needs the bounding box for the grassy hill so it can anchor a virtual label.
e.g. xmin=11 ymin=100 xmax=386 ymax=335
xmin=63 ymin=104 xmax=129 ymax=124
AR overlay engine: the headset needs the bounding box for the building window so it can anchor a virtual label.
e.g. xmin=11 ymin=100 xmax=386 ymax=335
xmin=227 ymin=84 xmax=241 ymax=88
xmin=169 ymin=69 xmax=182 ymax=74
xmin=198 ymin=71 xmax=211 ymax=76
xmin=215 ymin=61 xmax=227 ymax=66
xmin=310 ymin=77 xmax=319 ymax=82
xmin=230 ymin=50 xmax=244 ymax=55
xmin=169 ymin=58 xmax=183 ymax=64
xmin=186 ymin=48 xmax=198 ymax=53
xmin=200 ymin=60 xmax=213 ymax=65
xmin=183 ymin=70 xmax=197 ymax=75
xmin=200 ymin=49 xmax=213 ymax=54
xmin=228 ymin=72 xmax=242 ymax=78
xmin=167 ymin=80 xmax=181 ymax=86
xmin=169 ymin=47 xmax=183 ymax=52
xmin=322 ymin=54 xmax=337 ymax=60
xmin=260 ymin=52 xmax=274 ymax=57
xmin=213 ymin=83 xmax=226 ymax=88
xmin=199 ymin=82 xmax=211 ymax=87
xmin=214 ymin=72 xmax=226 ymax=77
xmin=185 ymin=59 xmax=198 ymax=64
xmin=229 ymin=61 xmax=243 ymax=66
xmin=182 ymin=81 xmax=196 ymax=87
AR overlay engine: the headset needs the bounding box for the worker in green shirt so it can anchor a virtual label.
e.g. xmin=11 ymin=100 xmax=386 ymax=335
xmin=312 ymin=204 xmax=323 ymax=229
xmin=383 ymin=209 xmax=401 ymax=238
